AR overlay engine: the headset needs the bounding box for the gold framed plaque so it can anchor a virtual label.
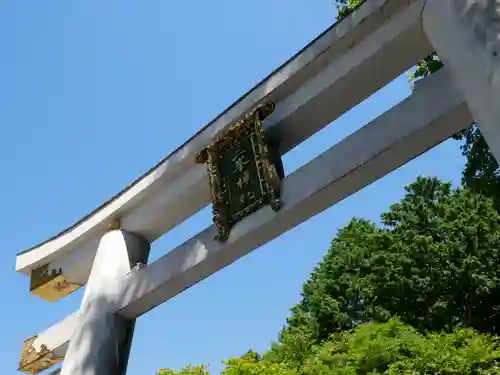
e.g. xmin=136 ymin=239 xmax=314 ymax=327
xmin=196 ymin=101 xmax=282 ymax=241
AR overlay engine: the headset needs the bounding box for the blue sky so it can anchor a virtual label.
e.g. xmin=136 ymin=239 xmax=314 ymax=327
xmin=0 ymin=1 xmax=467 ymax=374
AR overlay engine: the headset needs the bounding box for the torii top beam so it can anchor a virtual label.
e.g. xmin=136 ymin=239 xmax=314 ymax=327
xmin=16 ymin=0 xmax=431 ymax=301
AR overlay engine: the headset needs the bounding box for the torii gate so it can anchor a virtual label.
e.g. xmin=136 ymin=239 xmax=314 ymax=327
xmin=16 ymin=1 xmax=500 ymax=374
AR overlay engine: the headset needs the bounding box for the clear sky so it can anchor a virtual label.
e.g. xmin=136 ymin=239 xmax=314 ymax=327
xmin=0 ymin=1 xmax=468 ymax=374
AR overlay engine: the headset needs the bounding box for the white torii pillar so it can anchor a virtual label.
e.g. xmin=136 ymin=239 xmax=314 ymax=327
xmin=422 ymin=0 xmax=500 ymax=161
xmin=60 ymin=227 xmax=150 ymax=375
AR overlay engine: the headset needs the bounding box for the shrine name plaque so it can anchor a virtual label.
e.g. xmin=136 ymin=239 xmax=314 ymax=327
xmin=196 ymin=101 xmax=283 ymax=242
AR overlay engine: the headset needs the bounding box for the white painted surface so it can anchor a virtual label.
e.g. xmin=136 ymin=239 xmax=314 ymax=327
xmin=60 ymin=231 xmax=150 ymax=375
xmin=17 ymin=0 xmax=433 ymax=295
xmin=34 ymin=69 xmax=473 ymax=366
xmin=422 ymin=0 xmax=500 ymax=161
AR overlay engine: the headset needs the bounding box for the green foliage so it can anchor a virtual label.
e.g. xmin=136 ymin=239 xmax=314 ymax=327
xmin=157 ymin=365 xmax=210 ymax=375
xmin=273 ymin=178 xmax=500 ymax=356
xmin=160 ymin=320 xmax=500 ymax=374
xmin=301 ymin=319 xmax=500 ymax=374
xmin=158 ymin=352 xmax=297 ymax=375
xmin=221 ymin=352 xmax=297 ymax=375
xmin=407 ymin=53 xmax=443 ymax=83
xmin=335 ymin=0 xmax=364 ymax=20
xmin=454 ymin=126 xmax=500 ymax=208
xmin=265 ymin=316 xmax=316 ymax=366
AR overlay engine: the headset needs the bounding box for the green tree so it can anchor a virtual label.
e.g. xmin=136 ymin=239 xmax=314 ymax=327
xmin=221 ymin=351 xmax=297 ymax=375
xmin=157 ymin=365 xmax=210 ymax=375
xmin=158 ymin=352 xmax=297 ymax=375
xmin=300 ymin=319 xmax=500 ymax=374
xmin=336 ymin=0 xmax=500 ymax=206
xmin=270 ymin=177 xmax=500 ymax=363
xmin=158 ymin=319 xmax=500 ymax=374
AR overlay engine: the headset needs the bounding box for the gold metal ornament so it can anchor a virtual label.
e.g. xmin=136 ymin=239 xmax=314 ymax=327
xmin=108 ymin=219 xmax=121 ymax=231
xmin=30 ymin=264 xmax=81 ymax=302
xmin=19 ymin=335 xmax=63 ymax=374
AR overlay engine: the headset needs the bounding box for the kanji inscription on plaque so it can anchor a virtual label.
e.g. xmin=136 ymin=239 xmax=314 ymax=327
xmin=196 ymin=101 xmax=282 ymax=242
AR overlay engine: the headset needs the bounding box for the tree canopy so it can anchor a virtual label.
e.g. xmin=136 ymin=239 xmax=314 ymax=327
xmin=270 ymin=178 xmax=500 ymax=358
xmin=159 ymin=319 xmax=500 ymax=374
xmin=300 ymin=319 xmax=500 ymax=375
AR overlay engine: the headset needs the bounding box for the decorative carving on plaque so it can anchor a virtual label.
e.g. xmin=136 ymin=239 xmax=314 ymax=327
xmin=196 ymin=101 xmax=283 ymax=242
